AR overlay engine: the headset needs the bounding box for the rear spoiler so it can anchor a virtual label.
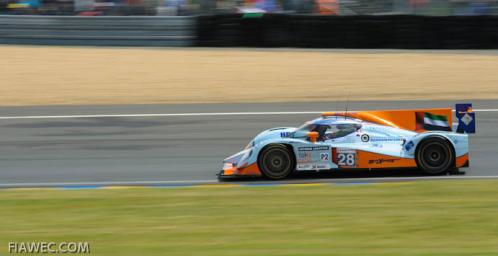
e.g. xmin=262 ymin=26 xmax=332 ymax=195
xmin=322 ymin=108 xmax=452 ymax=132
xmin=322 ymin=103 xmax=475 ymax=134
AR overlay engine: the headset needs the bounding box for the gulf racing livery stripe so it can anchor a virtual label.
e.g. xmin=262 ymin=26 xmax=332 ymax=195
xmin=332 ymin=148 xmax=417 ymax=169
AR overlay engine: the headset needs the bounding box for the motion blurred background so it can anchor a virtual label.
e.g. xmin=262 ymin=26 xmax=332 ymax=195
xmin=1 ymin=0 xmax=498 ymax=254
xmin=1 ymin=0 xmax=497 ymax=16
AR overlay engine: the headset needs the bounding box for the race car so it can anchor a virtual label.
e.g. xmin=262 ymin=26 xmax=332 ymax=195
xmin=219 ymin=105 xmax=475 ymax=180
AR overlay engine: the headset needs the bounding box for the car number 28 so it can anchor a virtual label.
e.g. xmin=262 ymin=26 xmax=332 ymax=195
xmin=337 ymin=152 xmax=356 ymax=167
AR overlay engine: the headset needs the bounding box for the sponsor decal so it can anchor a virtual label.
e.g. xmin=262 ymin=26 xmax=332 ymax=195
xmin=296 ymin=163 xmax=312 ymax=170
xmin=320 ymin=153 xmax=329 ymax=161
xmin=336 ymin=148 xmax=355 ymax=153
xmin=297 ymin=152 xmax=312 ymax=163
xmin=312 ymin=164 xmax=328 ymax=169
xmin=361 ymin=134 xmax=370 ymax=142
xmin=369 ymin=136 xmax=402 ymax=142
xmin=298 ymin=146 xmax=330 ymax=151
xmin=368 ymin=159 xmax=400 ymax=164
xmin=336 ymin=148 xmax=356 ymax=167
xmin=405 ymin=141 xmax=414 ymax=151
xmin=415 ymin=112 xmax=451 ymax=131
xmin=296 ymin=163 xmax=328 ymax=170
xmin=280 ymin=132 xmax=291 ymax=138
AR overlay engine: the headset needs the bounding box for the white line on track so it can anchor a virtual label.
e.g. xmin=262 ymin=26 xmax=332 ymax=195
xmin=0 ymin=109 xmax=496 ymax=120
xmin=1 ymin=175 xmax=498 ymax=188
xmin=0 ymin=111 xmax=323 ymax=120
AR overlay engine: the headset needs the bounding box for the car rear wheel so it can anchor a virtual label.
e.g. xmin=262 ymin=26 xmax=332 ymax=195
xmin=258 ymin=144 xmax=295 ymax=180
xmin=416 ymin=137 xmax=454 ymax=175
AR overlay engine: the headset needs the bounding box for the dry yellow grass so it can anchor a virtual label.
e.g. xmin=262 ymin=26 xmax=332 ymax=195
xmin=1 ymin=45 xmax=497 ymax=106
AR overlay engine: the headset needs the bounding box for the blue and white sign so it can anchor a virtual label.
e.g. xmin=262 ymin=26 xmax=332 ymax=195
xmin=456 ymin=103 xmax=475 ymax=134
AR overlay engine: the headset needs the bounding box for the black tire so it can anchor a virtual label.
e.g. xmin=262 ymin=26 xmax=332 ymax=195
xmin=258 ymin=144 xmax=295 ymax=180
xmin=415 ymin=137 xmax=455 ymax=175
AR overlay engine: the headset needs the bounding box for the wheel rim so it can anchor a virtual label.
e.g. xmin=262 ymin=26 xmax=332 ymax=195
xmin=419 ymin=141 xmax=452 ymax=173
xmin=262 ymin=149 xmax=291 ymax=178
xmin=423 ymin=144 xmax=445 ymax=167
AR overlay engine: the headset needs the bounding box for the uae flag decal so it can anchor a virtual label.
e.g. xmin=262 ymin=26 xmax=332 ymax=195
xmin=415 ymin=112 xmax=451 ymax=131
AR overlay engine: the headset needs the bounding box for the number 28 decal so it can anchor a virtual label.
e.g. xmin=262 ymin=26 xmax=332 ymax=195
xmin=336 ymin=149 xmax=356 ymax=167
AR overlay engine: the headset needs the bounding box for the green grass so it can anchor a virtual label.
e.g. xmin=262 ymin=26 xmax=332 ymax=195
xmin=1 ymin=181 xmax=498 ymax=255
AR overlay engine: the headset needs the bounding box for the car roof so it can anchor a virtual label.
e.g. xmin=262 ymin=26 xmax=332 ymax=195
xmin=308 ymin=116 xmax=362 ymax=126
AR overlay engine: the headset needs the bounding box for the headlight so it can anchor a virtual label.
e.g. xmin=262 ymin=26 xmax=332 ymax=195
xmin=236 ymin=149 xmax=253 ymax=168
xmin=244 ymin=140 xmax=254 ymax=150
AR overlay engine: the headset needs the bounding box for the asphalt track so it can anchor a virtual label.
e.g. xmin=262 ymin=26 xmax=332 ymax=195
xmin=0 ymin=100 xmax=496 ymax=187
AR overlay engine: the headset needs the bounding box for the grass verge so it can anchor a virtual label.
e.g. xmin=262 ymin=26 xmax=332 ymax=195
xmin=1 ymin=180 xmax=498 ymax=255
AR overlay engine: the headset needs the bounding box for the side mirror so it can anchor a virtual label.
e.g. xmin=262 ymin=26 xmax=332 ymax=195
xmin=308 ymin=131 xmax=319 ymax=143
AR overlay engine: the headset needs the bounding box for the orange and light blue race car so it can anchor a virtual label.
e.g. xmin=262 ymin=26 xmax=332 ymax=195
xmin=219 ymin=104 xmax=475 ymax=180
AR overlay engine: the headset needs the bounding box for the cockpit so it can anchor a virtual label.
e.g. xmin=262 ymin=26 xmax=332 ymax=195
xmin=292 ymin=116 xmax=362 ymax=141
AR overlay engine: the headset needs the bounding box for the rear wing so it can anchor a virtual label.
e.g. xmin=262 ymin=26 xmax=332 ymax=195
xmin=322 ymin=104 xmax=475 ymax=134
xmin=322 ymin=108 xmax=452 ymax=132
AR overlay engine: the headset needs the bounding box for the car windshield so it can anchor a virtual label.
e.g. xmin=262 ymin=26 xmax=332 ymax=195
xmin=292 ymin=118 xmax=361 ymax=141
xmin=324 ymin=123 xmax=358 ymax=140
xmin=292 ymin=123 xmax=313 ymax=138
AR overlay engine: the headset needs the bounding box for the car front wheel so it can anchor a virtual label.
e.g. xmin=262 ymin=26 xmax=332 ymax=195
xmin=258 ymin=144 xmax=295 ymax=180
